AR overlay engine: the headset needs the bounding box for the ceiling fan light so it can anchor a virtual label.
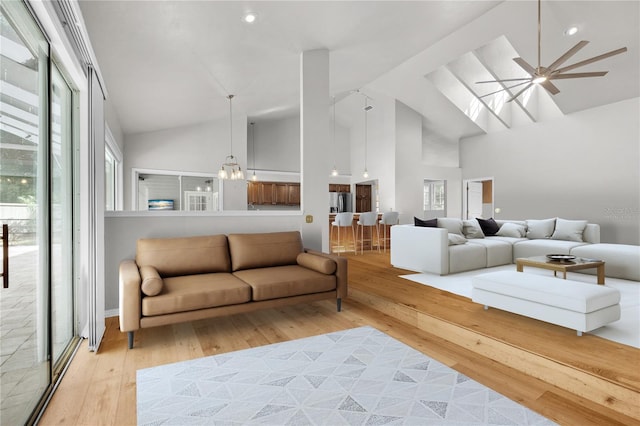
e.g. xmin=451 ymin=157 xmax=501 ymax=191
xmin=564 ymin=26 xmax=578 ymax=36
xmin=533 ymin=76 xmax=547 ymax=84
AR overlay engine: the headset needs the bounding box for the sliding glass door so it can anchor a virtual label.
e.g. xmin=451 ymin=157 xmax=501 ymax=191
xmin=1 ymin=2 xmax=78 ymax=424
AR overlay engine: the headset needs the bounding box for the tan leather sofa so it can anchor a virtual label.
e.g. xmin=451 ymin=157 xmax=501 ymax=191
xmin=119 ymin=231 xmax=347 ymax=348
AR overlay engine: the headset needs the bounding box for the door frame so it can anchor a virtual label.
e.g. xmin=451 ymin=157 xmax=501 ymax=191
xmin=463 ymin=177 xmax=494 ymax=220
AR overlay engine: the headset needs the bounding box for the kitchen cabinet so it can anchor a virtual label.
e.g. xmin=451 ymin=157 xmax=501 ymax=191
xmin=248 ymin=181 xmax=300 ymax=206
xmin=329 ymin=184 xmax=350 ymax=193
xmin=288 ymin=183 xmax=301 ymax=205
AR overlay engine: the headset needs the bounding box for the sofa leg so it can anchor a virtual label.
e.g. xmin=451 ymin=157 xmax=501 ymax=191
xmin=337 ymin=298 xmax=342 ymax=312
xmin=128 ymin=331 xmax=134 ymax=349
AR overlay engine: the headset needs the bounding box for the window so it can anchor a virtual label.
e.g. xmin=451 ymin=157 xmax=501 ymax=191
xmin=104 ymin=126 xmax=122 ymax=210
xmin=424 ymin=179 xmax=446 ymax=215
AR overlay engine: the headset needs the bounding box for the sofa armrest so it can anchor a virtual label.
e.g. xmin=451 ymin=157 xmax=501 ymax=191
xmin=119 ymin=259 xmax=142 ymax=333
xmin=304 ymin=249 xmax=348 ymax=299
xmin=390 ymin=224 xmax=449 ymax=275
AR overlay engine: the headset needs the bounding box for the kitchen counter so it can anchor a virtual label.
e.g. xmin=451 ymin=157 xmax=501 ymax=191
xmin=329 ymin=213 xmax=387 ymax=253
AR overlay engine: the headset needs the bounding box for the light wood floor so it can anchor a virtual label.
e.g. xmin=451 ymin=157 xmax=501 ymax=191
xmin=39 ymin=252 xmax=640 ymax=426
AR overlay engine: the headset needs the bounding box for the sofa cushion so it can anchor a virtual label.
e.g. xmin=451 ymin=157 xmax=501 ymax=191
xmin=551 ymin=218 xmax=588 ymax=242
xmin=141 ymin=273 xmax=251 ymax=316
xmin=448 ymin=233 xmax=467 ymax=245
xmin=228 ymin=231 xmax=303 ymax=272
xmin=496 ymin=222 xmax=526 ymax=238
xmin=414 ymin=217 xmax=437 ymax=227
xmin=136 ymin=235 xmax=231 ymax=277
xmin=234 ymin=265 xmax=336 ymax=301
xmin=476 ymin=217 xmax=500 ymax=236
xmin=449 ymin=243 xmax=487 ymax=274
xmin=437 ymin=218 xmax=463 ymax=236
xmin=463 ymin=219 xmax=485 ymax=239
xmin=467 ymin=239 xmax=512 ymax=267
xmin=297 ymin=253 xmax=337 ymax=275
xmin=140 ymin=265 xmax=163 ymax=296
xmin=513 ymin=239 xmax=588 ymax=261
xmin=571 ymin=244 xmax=640 ymax=281
xmin=526 ymin=218 xmax=556 ymax=239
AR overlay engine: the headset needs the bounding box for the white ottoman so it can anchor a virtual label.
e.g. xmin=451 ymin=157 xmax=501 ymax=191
xmin=571 ymin=243 xmax=640 ymax=281
xmin=472 ymin=271 xmax=621 ymax=335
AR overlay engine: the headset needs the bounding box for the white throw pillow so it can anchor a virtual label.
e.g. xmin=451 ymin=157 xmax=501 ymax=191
xmin=448 ymin=233 xmax=467 ymax=246
xmin=496 ymin=222 xmax=526 ymax=238
xmin=551 ymin=218 xmax=588 ymax=242
xmin=526 ymin=218 xmax=556 ymax=239
xmin=463 ymin=219 xmax=485 ymax=239
xmin=437 ymin=218 xmax=464 ymax=236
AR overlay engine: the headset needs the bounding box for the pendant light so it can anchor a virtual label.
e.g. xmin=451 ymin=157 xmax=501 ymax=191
xmin=363 ymin=98 xmax=372 ymax=179
xmin=218 ymin=94 xmax=244 ymax=180
xmin=331 ymin=96 xmax=338 ymax=176
xmin=250 ymin=122 xmax=257 ymax=181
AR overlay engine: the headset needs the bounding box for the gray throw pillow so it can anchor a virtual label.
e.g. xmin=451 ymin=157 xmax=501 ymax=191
xmin=551 ymin=218 xmax=587 ymax=242
xmin=496 ymin=222 xmax=526 ymax=238
xmin=463 ymin=219 xmax=485 ymax=239
xmin=437 ymin=218 xmax=464 ymax=236
xmin=448 ymin=233 xmax=467 ymax=245
xmin=526 ymin=218 xmax=556 ymax=239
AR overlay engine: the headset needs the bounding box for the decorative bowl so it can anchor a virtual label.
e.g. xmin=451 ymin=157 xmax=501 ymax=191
xmin=546 ymin=254 xmax=576 ymax=262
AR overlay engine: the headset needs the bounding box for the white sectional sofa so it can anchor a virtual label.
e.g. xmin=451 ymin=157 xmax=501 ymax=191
xmin=391 ymin=217 xmax=601 ymax=276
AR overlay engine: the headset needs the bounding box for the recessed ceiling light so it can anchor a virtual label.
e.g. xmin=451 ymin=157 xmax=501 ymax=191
xmin=243 ymin=12 xmax=257 ymax=24
xmin=564 ymin=26 xmax=578 ymax=36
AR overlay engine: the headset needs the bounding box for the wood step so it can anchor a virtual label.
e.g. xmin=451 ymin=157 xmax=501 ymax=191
xmin=345 ymin=252 xmax=640 ymax=422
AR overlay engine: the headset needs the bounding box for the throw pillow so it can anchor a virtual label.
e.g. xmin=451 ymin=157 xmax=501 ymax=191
xmin=437 ymin=218 xmax=464 ymax=236
xmin=297 ymin=253 xmax=337 ymax=275
xmin=476 ymin=217 xmax=500 ymax=236
xmin=496 ymin=222 xmax=526 ymax=238
xmin=463 ymin=219 xmax=485 ymax=239
xmin=414 ymin=217 xmax=437 ymax=227
xmin=448 ymin=233 xmax=467 ymax=246
xmin=551 ymin=218 xmax=588 ymax=242
xmin=526 ymin=218 xmax=556 ymax=239
xmin=140 ymin=265 xmax=164 ymax=296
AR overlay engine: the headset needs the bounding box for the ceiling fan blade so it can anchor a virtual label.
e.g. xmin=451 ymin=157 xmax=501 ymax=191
xmin=513 ymin=57 xmax=536 ymax=76
xmin=507 ymin=82 xmax=534 ymax=102
xmin=540 ymin=80 xmax=560 ymax=95
xmin=478 ymin=80 xmax=532 ymax=99
xmin=550 ymin=71 xmax=608 ymax=79
xmin=554 ymin=47 xmax=627 ymax=74
xmin=476 ymin=77 xmax=532 ymax=84
xmin=546 ymin=40 xmax=590 ymax=72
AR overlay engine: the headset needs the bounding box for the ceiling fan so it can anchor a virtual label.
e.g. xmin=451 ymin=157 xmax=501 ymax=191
xmin=477 ymin=0 xmax=627 ymax=101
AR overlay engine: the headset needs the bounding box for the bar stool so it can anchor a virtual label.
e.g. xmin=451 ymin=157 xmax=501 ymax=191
xmin=356 ymin=211 xmax=380 ymax=254
xmin=331 ymin=212 xmax=356 ymax=255
xmin=378 ymin=211 xmax=399 ymax=253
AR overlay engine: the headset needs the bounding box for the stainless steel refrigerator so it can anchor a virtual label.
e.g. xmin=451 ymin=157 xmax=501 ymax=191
xmin=329 ymin=192 xmax=352 ymax=213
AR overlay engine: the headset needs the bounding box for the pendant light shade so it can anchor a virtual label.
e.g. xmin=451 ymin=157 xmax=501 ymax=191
xmin=218 ymin=94 xmax=244 ymax=180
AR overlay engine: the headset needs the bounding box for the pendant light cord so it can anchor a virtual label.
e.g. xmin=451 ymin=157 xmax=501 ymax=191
xmin=364 ymin=97 xmax=368 ymax=170
xmin=228 ymin=94 xmax=234 ymax=157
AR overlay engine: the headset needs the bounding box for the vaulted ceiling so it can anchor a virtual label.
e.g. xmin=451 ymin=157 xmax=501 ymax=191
xmin=78 ymin=1 xmax=639 ymax=140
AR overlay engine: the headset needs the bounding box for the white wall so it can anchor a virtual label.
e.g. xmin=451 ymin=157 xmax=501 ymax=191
xmin=460 ymin=97 xmax=640 ymax=245
xmin=348 ymin=93 xmax=396 ymax=211
xmin=251 ymin=116 xmax=300 ymax=172
xmin=123 ymin=114 xmax=247 ymax=210
xmin=249 ymin=115 xmax=351 ymax=177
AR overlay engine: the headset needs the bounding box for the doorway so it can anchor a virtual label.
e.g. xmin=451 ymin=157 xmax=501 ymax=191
xmin=463 ymin=178 xmax=494 ymax=219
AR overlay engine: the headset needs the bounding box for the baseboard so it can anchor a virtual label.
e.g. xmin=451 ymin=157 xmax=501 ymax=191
xmin=105 ymin=308 xmax=119 ymax=318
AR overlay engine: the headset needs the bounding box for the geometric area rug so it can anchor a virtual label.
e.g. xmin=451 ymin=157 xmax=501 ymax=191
xmin=137 ymin=326 xmax=556 ymax=425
